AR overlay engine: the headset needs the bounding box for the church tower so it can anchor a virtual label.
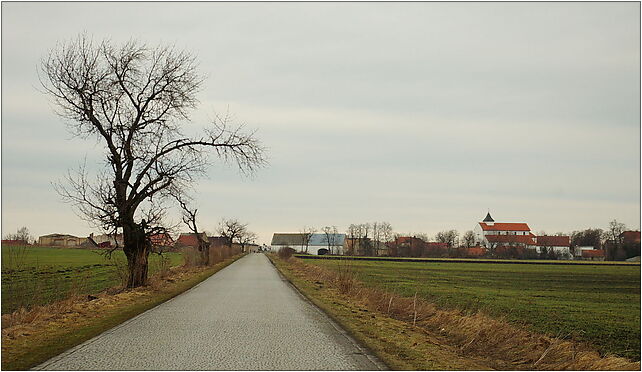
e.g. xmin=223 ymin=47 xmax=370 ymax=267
xmin=483 ymin=212 xmax=494 ymax=226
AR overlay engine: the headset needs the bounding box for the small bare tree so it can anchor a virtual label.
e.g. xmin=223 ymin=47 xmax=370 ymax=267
xmin=41 ymin=35 xmax=266 ymax=287
xmin=462 ymin=230 xmax=476 ymax=248
xmin=299 ymin=226 xmax=316 ymax=253
xmin=217 ymin=218 xmax=248 ymax=249
xmin=321 ymin=225 xmax=339 ymax=254
xmin=238 ymin=230 xmax=257 ymax=252
xmin=176 ymin=198 xmax=210 ymax=266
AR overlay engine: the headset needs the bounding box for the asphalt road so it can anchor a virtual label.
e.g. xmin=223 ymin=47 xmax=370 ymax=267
xmin=35 ymin=253 xmax=385 ymax=370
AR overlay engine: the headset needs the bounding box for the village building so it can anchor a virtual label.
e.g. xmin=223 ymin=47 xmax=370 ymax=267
xmin=38 ymin=233 xmax=87 ymax=247
xmin=474 ymin=212 xmax=536 ymax=248
xmin=90 ymin=233 xmax=124 ymax=248
xmin=150 ymin=233 xmax=175 ymax=251
xmin=271 ymin=233 xmax=345 ymax=255
xmin=474 ymin=212 xmax=572 ymax=258
xmin=175 ymin=233 xmax=208 ymax=249
xmin=535 ymin=235 xmax=572 ymax=258
xmin=1 ymin=239 xmax=29 ymax=246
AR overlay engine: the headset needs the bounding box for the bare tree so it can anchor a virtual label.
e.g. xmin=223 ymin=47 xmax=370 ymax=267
xmin=299 ymin=226 xmax=316 ymax=253
xmin=217 ymin=218 xmax=248 ymax=249
xmin=321 ymin=225 xmax=339 ymax=255
xmin=379 ymin=222 xmax=394 ymax=245
xmin=606 ymin=219 xmax=627 ymax=260
xmin=462 ymin=230 xmax=476 ymax=248
xmin=176 ymin=198 xmax=210 ymax=266
xmin=41 ymin=35 xmax=266 ymax=287
xmin=238 ymin=230 xmax=257 ymax=252
xmin=4 ymin=227 xmax=33 ymax=243
xmin=435 ymin=230 xmax=459 ymax=248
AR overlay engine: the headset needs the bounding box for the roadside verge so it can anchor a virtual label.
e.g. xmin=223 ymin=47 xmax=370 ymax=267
xmin=269 ymin=255 xmax=640 ymax=371
xmin=2 ymin=254 xmax=245 ymax=370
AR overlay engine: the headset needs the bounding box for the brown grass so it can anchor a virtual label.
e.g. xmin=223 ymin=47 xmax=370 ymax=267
xmin=2 ymin=254 xmax=245 ymax=370
xmin=279 ymin=256 xmax=640 ymax=371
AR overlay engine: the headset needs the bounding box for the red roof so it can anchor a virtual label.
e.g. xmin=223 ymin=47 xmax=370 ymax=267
xmin=467 ymin=246 xmax=486 ymax=256
xmin=150 ymin=233 xmax=174 ymax=246
xmin=536 ymin=235 xmax=570 ymax=247
xmin=2 ymin=239 xmax=29 ymax=246
xmin=485 ymin=234 xmax=536 ymax=245
xmin=480 ymin=222 xmax=531 ymax=232
xmin=582 ymin=249 xmax=605 ymax=258
xmin=176 ymin=233 xmax=206 ymax=248
xmin=426 ymin=242 xmax=448 ymax=248
xmin=621 ymin=231 xmax=641 ymax=244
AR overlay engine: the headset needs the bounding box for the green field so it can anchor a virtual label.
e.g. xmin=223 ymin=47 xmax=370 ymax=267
xmin=1 ymin=246 xmax=183 ymax=314
xmin=305 ymin=258 xmax=641 ymax=360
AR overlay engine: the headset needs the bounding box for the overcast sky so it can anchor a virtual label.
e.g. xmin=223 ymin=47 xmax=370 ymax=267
xmin=2 ymin=2 xmax=640 ymax=245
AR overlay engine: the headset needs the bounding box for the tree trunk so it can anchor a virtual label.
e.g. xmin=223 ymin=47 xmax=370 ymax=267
xmin=123 ymin=222 xmax=150 ymax=288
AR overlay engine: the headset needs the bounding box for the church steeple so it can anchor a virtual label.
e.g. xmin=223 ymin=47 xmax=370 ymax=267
xmin=483 ymin=212 xmax=494 ymax=224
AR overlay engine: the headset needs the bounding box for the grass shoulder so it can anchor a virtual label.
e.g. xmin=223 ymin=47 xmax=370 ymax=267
xmin=270 ymin=254 xmax=639 ymax=370
xmin=269 ymin=254 xmax=491 ymax=370
xmin=1 ymin=254 xmax=245 ymax=370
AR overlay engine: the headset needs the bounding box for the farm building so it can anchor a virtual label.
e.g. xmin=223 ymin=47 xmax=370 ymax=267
xmin=474 ymin=213 xmax=571 ymax=257
xmin=270 ymin=233 xmax=345 ymax=255
xmin=90 ymin=233 xmax=123 ymax=248
xmin=38 ymin=233 xmax=87 ymax=247
xmin=175 ymin=233 xmax=208 ymax=249
xmin=150 ymin=233 xmax=174 ymax=250
xmin=1 ymin=239 xmax=29 ymax=246
xmin=535 ymin=235 xmax=571 ymax=258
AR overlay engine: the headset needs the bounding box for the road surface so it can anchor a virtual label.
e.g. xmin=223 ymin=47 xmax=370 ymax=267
xmin=35 ymin=253 xmax=384 ymax=370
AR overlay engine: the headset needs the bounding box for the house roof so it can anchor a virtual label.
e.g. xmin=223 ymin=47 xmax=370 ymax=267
xmin=426 ymin=242 xmax=448 ymax=248
xmin=479 ymin=222 xmax=531 ymax=232
xmin=467 ymin=246 xmax=486 ymax=256
xmin=483 ymin=212 xmax=494 ymax=223
xmin=208 ymin=236 xmax=230 ymax=246
xmin=176 ymin=233 xmax=207 ymax=247
xmin=485 ymin=234 xmax=536 ymax=245
xmin=582 ymin=249 xmax=605 ymax=258
xmin=271 ymin=233 xmax=306 ymax=246
xmin=308 ymin=233 xmax=345 ymax=246
xmin=536 ymin=235 xmax=570 ymax=247
xmin=150 ymin=233 xmax=174 ymax=245
xmin=621 ymin=231 xmax=641 ymax=244
xmin=40 ymin=233 xmax=80 ymax=238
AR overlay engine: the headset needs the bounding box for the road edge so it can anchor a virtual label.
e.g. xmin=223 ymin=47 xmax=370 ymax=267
xmin=266 ymin=254 xmax=388 ymax=371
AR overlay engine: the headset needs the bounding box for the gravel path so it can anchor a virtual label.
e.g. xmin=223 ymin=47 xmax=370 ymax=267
xmin=35 ymin=253 xmax=385 ymax=370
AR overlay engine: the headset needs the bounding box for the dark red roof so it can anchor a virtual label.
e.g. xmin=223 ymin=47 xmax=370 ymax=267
xmin=582 ymin=249 xmax=605 ymax=258
xmin=176 ymin=233 xmax=206 ymax=248
xmin=467 ymin=246 xmax=486 ymax=256
xmin=536 ymin=235 xmax=570 ymax=247
xmin=621 ymin=231 xmax=641 ymax=244
xmin=426 ymin=242 xmax=448 ymax=249
xmin=485 ymin=234 xmax=536 ymax=245
xmin=1 ymin=239 xmax=28 ymax=246
xmin=480 ymin=222 xmax=531 ymax=232
xmin=150 ymin=233 xmax=174 ymax=246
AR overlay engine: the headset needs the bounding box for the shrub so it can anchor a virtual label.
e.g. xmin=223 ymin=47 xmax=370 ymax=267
xmin=278 ymin=247 xmax=296 ymax=260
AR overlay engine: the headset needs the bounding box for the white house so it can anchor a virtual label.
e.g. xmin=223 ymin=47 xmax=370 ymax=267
xmin=271 ymin=233 xmax=345 ymax=255
xmin=474 ymin=212 xmax=536 ymax=248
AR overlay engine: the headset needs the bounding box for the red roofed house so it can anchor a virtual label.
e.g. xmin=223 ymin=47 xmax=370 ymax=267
xmin=581 ymin=249 xmax=605 ymax=261
xmin=175 ymin=233 xmax=208 ymax=249
xmin=474 ymin=212 xmax=536 ymax=249
xmin=535 ymin=235 xmax=572 ymax=259
xmin=2 ymin=239 xmax=29 ymax=246
xmin=150 ymin=233 xmax=174 ymax=250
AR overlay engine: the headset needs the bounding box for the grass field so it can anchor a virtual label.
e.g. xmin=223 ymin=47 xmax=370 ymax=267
xmin=305 ymin=258 xmax=641 ymax=360
xmin=1 ymin=246 xmax=183 ymax=314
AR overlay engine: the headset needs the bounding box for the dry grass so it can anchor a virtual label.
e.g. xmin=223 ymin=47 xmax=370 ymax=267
xmin=281 ymin=256 xmax=640 ymax=371
xmin=2 ymin=254 xmax=245 ymax=370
